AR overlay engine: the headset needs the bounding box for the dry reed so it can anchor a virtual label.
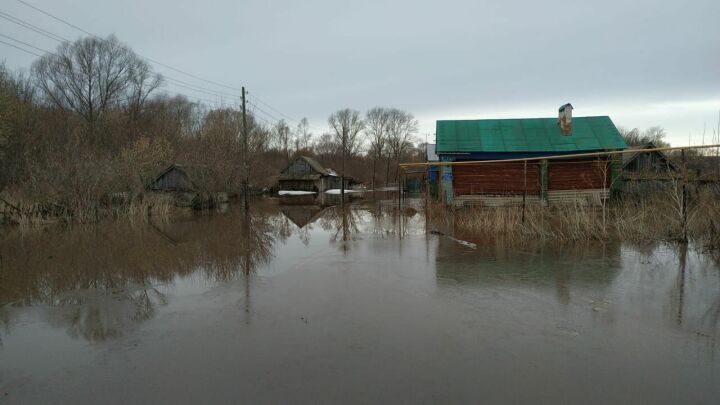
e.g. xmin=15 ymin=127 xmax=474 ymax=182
xmin=427 ymin=186 xmax=720 ymax=248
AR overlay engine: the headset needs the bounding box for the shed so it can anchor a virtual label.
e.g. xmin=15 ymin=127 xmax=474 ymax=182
xmin=622 ymin=142 xmax=678 ymax=174
xmin=148 ymin=164 xmax=210 ymax=192
xmin=278 ymin=156 xmax=352 ymax=193
xmin=434 ymin=109 xmax=627 ymax=205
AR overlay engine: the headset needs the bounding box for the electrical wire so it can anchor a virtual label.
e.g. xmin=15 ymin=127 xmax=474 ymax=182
xmin=247 ymin=101 xmax=282 ymax=122
xmin=12 ymin=0 xmax=243 ymax=92
xmin=247 ymin=89 xmax=300 ymax=124
xmin=0 ymin=38 xmax=42 ymax=57
xmin=0 ymin=32 xmax=54 ymax=54
xmin=5 ymin=0 xmax=308 ymax=124
xmin=10 ymin=1 xmax=306 ymax=131
xmin=0 ymin=11 xmax=68 ymax=42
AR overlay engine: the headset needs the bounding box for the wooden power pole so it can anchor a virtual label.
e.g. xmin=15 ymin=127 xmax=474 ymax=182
xmin=242 ymin=87 xmax=249 ymax=209
xmin=341 ymin=127 xmax=346 ymax=204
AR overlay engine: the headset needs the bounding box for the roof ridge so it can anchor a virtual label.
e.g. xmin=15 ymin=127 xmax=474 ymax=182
xmin=436 ymin=115 xmax=610 ymax=122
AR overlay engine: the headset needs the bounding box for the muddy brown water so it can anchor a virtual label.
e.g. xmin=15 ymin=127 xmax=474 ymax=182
xmin=0 ymin=200 xmax=719 ymax=404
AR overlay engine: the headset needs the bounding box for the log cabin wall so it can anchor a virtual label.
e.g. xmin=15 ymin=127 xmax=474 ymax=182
xmin=452 ymin=162 xmax=540 ymax=195
xmin=548 ymin=160 xmax=610 ymax=190
xmin=452 ymin=159 xmax=610 ymax=196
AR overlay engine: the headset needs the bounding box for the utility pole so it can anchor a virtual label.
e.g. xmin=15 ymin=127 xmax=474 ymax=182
xmin=341 ymin=127 xmax=346 ymax=205
xmin=242 ymin=87 xmax=249 ymax=209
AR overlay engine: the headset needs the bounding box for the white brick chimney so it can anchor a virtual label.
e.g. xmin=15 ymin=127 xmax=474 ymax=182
xmin=558 ymin=103 xmax=573 ymax=136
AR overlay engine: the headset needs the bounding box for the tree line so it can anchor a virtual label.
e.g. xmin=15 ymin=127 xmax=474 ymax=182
xmin=0 ymin=35 xmax=425 ymax=214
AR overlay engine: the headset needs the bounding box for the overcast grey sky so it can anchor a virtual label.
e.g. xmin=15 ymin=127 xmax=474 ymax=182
xmin=2 ymin=0 xmax=719 ymax=145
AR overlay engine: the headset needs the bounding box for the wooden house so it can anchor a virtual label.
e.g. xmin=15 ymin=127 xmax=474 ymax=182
xmin=434 ymin=105 xmax=627 ymax=206
xmin=148 ymin=164 xmax=227 ymax=208
xmin=148 ymin=164 xmax=210 ymax=192
xmin=622 ymin=142 xmax=678 ymax=175
xmin=278 ymin=156 xmax=351 ymax=193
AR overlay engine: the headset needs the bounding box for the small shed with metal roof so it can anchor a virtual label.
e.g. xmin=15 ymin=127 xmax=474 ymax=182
xmin=434 ymin=106 xmax=627 ymax=205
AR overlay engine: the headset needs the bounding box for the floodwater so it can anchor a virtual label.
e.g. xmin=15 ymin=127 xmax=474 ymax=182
xmin=0 ymin=200 xmax=719 ymax=404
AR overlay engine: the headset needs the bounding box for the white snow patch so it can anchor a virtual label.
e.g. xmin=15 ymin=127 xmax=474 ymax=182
xmin=324 ymin=189 xmax=361 ymax=195
xmin=278 ymin=190 xmax=316 ymax=196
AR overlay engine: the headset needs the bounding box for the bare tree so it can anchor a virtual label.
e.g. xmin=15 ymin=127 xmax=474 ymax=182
xmin=32 ymin=35 xmax=162 ymax=135
xmin=619 ymin=125 xmax=669 ymax=147
xmin=314 ymin=132 xmax=338 ymax=156
xmin=273 ymin=119 xmax=291 ymax=164
xmin=328 ymin=108 xmax=365 ymax=197
xmin=385 ymin=108 xmax=418 ymax=183
xmin=295 ymin=117 xmax=312 ymax=152
xmin=365 ymin=107 xmax=389 ymax=189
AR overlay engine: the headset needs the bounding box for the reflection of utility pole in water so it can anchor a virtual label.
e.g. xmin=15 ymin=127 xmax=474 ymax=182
xmin=342 ymin=204 xmax=348 ymax=243
xmin=242 ymin=206 xmax=252 ymax=324
xmin=555 ymin=265 xmax=570 ymax=306
xmin=676 ymin=243 xmax=688 ymax=326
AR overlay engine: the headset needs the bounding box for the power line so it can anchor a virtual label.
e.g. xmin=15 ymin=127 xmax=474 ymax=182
xmin=0 ymin=11 xmax=239 ymax=106
xmin=0 ymin=39 xmax=42 ymax=57
xmin=15 ymin=0 xmax=95 ymax=37
xmin=1 ymin=22 xmax=237 ymax=104
xmin=247 ymin=101 xmax=283 ymax=123
xmin=247 ymin=89 xmax=300 ymax=124
xmin=0 ymin=11 xmax=68 ymax=43
xmin=8 ymin=1 xmax=305 ymax=132
xmin=250 ymin=107 xmax=280 ymax=126
xmin=0 ymin=32 xmax=53 ymax=54
xmin=12 ymin=0 xmax=244 ymax=92
xmin=251 ymin=113 xmax=275 ymax=127
xmin=246 ymin=102 xmax=279 ymax=127
xmin=161 ymin=90 xmax=229 ymax=109
xmin=164 ymin=76 xmax=240 ymax=99
xmin=248 ymin=90 xmax=325 ymax=134
xmin=165 ymin=78 xmax=240 ymax=102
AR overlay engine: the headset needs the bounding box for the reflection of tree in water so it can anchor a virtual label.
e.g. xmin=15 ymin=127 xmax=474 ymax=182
xmin=435 ymin=237 xmax=623 ymax=304
xmin=670 ymin=244 xmax=720 ymax=342
xmin=317 ymin=205 xmax=363 ymax=251
xmin=369 ymin=203 xmax=415 ymax=239
xmin=0 ymin=201 xmax=281 ymax=342
xmin=42 ymin=283 xmax=167 ymax=341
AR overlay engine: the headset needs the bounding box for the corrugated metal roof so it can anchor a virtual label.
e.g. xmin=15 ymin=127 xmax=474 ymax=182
xmin=436 ymin=116 xmax=627 ymax=153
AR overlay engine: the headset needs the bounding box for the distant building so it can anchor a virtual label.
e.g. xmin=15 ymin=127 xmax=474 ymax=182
xmin=434 ymin=105 xmax=627 ymax=205
xmin=148 ymin=164 xmax=209 ymax=192
xmin=622 ymin=142 xmax=678 ymax=175
xmin=426 ymin=144 xmax=440 ymax=195
xmin=278 ymin=156 xmax=352 ymax=193
xmin=148 ymin=164 xmax=227 ymax=208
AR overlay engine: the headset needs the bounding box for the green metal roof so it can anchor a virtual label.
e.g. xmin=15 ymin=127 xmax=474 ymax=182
xmin=436 ymin=116 xmax=627 ymax=153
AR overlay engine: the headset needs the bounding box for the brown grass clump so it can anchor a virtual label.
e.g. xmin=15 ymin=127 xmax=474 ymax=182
xmin=429 ymin=186 xmax=720 ymax=247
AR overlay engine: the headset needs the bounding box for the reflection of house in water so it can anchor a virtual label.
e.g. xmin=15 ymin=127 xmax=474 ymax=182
xmin=278 ymin=191 xmax=362 ymax=207
xmin=434 ymin=238 xmax=622 ymax=305
xmin=280 ymin=205 xmax=328 ymax=228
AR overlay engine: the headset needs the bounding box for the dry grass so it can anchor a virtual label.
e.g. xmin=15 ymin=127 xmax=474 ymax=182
xmin=4 ymin=192 xmax=177 ymax=230
xmin=428 ymin=186 xmax=720 ymax=247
